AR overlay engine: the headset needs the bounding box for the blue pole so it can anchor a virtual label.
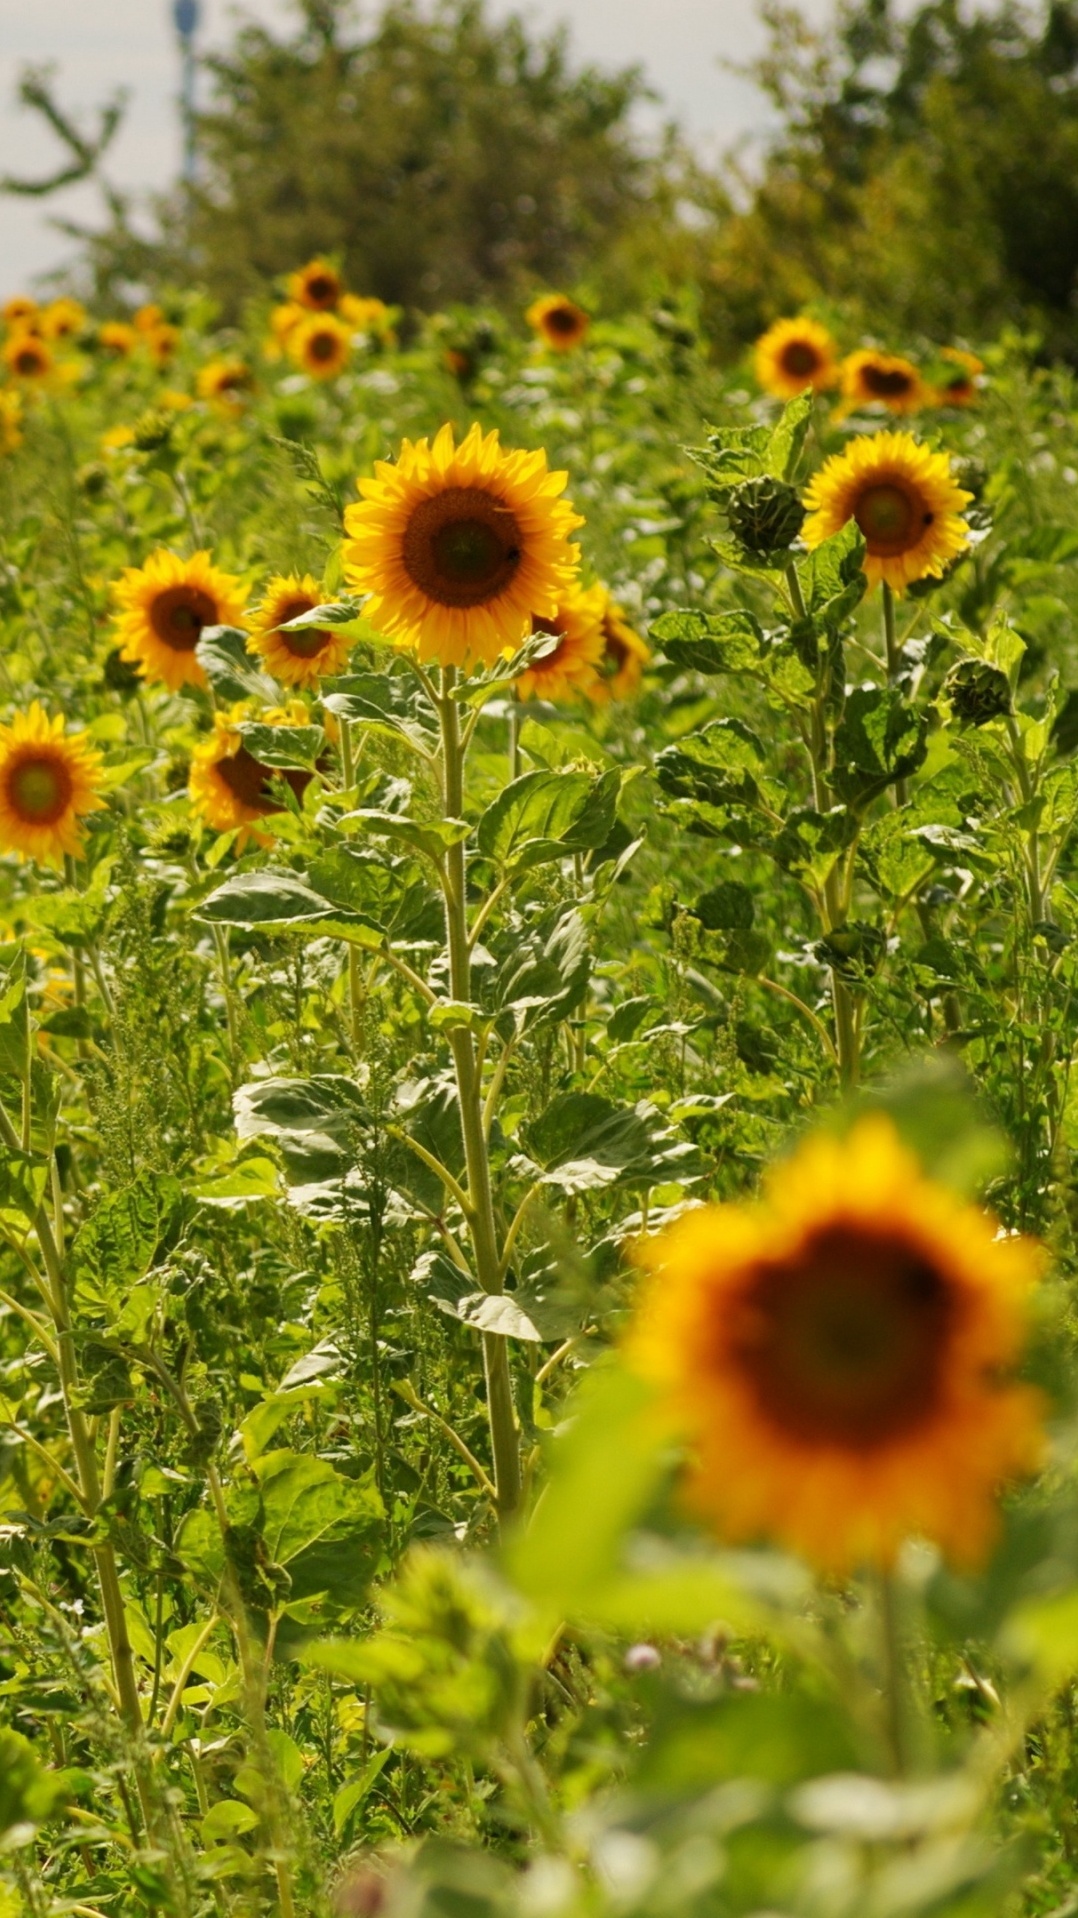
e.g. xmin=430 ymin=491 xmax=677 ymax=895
xmin=173 ymin=0 xmax=200 ymax=184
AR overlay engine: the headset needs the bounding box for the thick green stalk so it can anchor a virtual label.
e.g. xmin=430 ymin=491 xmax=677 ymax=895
xmin=438 ymin=670 xmax=521 ymax=1522
xmin=882 ymin=583 xmax=909 ymax=806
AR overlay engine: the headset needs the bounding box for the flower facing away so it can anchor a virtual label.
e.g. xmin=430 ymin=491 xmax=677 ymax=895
xmin=0 ymin=704 xmax=106 ymax=865
xmin=112 ymin=549 xmax=248 ymax=692
xmin=517 ymin=584 xmax=607 ymax=703
xmin=288 ymin=258 xmax=343 ymax=311
xmin=290 ymin=312 xmax=352 ymax=380
xmin=934 ymin=348 xmax=985 ymax=408
xmin=189 ymin=703 xmax=313 ymax=839
xmin=526 ymin=293 xmax=590 ymax=353
xmin=342 ymin=422 xmax=583 ymax=669
xmin=264 ymin=302 xmax=306 ymax=360
xmin=197 ymin=358 xmax=255 ymax=409
xmin=840 ymin=349 xmax=928 ymax=415
xmin=247 ymin=575 xmax=352 ymax=688
xmin=3 ymin=333 xmax=54 ymax=383
xmin=98 ymin=321 xmax=138 ymax=358
xmin=339 ymin=294 xmax=394 ymax=340
xmin=592 ymin=591 xmax=650 ymax=703
xmin=134 ymin=303 xmax=166 ymax=334
xmin=628 ymin=1115 xmax=1045 ymax=1574
xmin=802 ymin=431 xmax=972 ymax=593
xmin=754 ymin=317 xmax=838 ymax=399
xmin=145 ymin=323 xmax=181 ymax=367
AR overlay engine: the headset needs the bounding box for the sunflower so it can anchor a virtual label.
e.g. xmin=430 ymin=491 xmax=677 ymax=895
xmin=342 ymin=421 xmax=583 ymax=669
xmin=3 ymin=334 xmax=53 ymax=383
xmin=0 ymin=391 xmax=23 ymax=456
xmin=40 ymin=298 xmax=85 ymax=342
xmin=287 ymin=259 xmax=343 ymax=311
xmin=145 ymin=323 xmax=181 ymax=367
xmin=263 ymin=302 xmax=305 ymax=360
xmin=0 ymin=703 xmax=106 ymax=865
xmin=754 ymin=317 xmax=838 ymax=399
xmin=189 ymin=702 xmax=313 ymax=838
xmin=517 ymin=584 xmax=607 ymax=703
xmin=247 ymin=575 xmax=352 ymax=688
xmin=290 ymin=312 xmax=351 ymax=380
xmin=526 ymin=294 xmax=590 ymax=353
xmin=934 ymin=348 xmax=984 ymax=408
xmin=802 ymin=430 xmax=972 ymax=594
xmin=196 ymin=359 xmax=254 ymax=409
xmin=339 ymin=294 xmax=393 ymax=340
xmin=99 ymin=321 xmax=138 ymax=358
xmin=840 ymin=349 xmax=927 ymax=415
xmin=591 ymin=591 xmax=650 ymax=703
xmin=629 ymin=1115 xmax=1045 ymax=1573
xmin=133 ymin=303 xmax=166 ymax=334
xmin=112 ymin=549 xmax=248 ymax=692
xmin=2 ymin=297 xmax=38 ymax=330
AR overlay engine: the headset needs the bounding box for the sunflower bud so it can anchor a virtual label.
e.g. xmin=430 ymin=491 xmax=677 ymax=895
xmin=725 ymin=477 xmax=805 ymax=555
xmin=943 ymin=658 xmax=1011 ymax=727
xmin=131 ymin=409 xmax=174 ymax=453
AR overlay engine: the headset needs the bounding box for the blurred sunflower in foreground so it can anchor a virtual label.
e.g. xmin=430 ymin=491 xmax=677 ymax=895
xmin=342 ymin=422 xmax=582 ymax=668
xmin=247 ymin=575 xmax=352 ymax=688
xmin=629 ymin=1115 xmax=1045 ymax=1573
xmin=112 ymin=549 xmax=248 ymax=691
xmin=754 ymin=317 xmax=838 ymax=398
xmin=803 ymin=430 xmax=972 ymax=593
xmin=0 ymin=704 xmax=105 ymax=865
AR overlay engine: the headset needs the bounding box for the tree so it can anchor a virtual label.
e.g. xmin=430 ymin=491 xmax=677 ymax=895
xmin=701 ymin=0 xmax=1078 ymax=356
xmin=129 ymin=0 xmax=659 ymax=315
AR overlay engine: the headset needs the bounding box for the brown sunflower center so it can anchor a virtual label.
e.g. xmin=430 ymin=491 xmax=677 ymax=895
xmin=8 ymin=753 xmax=73 ymax=825
xmin=725 ymin=1222 xmax=954 ymax=1447
xmin=603 ymin=624 xmax=629 ymax=672
xmin=271 ymin=597 xmax=330 ymax=659
xmin=546 ymin=306 xmax=581 ymax=336
xmin=149 ymin=585 xmax=219 ymax=653
xmin=14 ymin=347 xmax=43 ymax=376
xmin=308 ymin=330 xmax=339 ymax=363
xmin=214 ymin=746 xmax=310 ymax=815
xmin=403 ymin=487 xmax=523 ymax=609
xmin=854 ymin=481 xmax=927 ymax=555
xmin=780 ymin=340 xmax=820 ymax=378
xmin=861 ymin=364 xmax=914 ymax=399
xmin=304 ymin=273 xmax=338 ymax=308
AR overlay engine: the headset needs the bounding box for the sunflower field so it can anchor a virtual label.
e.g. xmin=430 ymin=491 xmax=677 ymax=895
xmin=3 ymin=265 xmax=1078 ymax=1918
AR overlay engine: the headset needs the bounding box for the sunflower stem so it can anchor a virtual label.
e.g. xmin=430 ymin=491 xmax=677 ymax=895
xmin=882 ymin=583 xmax=909 ymax=806
xmin=508 ymin=696 xmax=521 ymax=783
xmin=437 ymin=666 xmax=521 ymax=1526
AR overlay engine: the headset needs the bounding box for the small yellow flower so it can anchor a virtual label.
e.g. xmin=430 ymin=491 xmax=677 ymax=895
xmin=754 ymin=317 xmax=838 ymax=398
xmin=342 ymin=421 xmax=583 ymax=669
xmin=591 ymin=590 xmax=650 ymax=703
xmin=526 ymin=293 xmax=590 ymax=353
xmin=2 ymin=296 xmax=38 ymax=330
xmin=134 ymin=303 xmax=166 ymax=334
xmin=339 ymin=294 xmax=394 ymax=340
xmin=197 ymin=358 xmax=255 ymax=409
xmin=803 ymin=430 xmax=972 ymax=594
xmin=112 ymin=549 xmax=248 ymax=692
xmin=100 ymin=424 xmax=136 ymax=455
xmin=263 ymin=301 xmax=306 ymax=361
xmin=934 ymin=348 xmax=984 ymax=408
xmin=840 ymin=348 xmax=928 ymax=415
xmin=99 ymin=321 xmax=138 ymax=358
xmin=287 ymin=258 xmax=343 ymax=311
xmin=247 ymin=575 xmax=352 ymax=688
xmin=145 ymin=323 xmax=181 ymax=366
xmin=3 ymin=334 xmax=54 ymax=383
xmin=289 ymin=312 xmax=351 ymax=380
xmin=0 ymin=703 xmax=106 ymax=865
xmin=628 ymin=1115 xmax=1045 ymax=1573
xmin=517 ymin=583 xmax=606 ymax=703
xmin=189 ymin=702 xmax=314 ymax=840
xmin=159 ymin=388 xmax=194 ymax=413
xmin=40 ymin=297 xmax=86 ymax=342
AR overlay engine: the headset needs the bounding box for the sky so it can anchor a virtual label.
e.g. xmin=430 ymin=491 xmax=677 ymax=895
xmin=0 ymin=0 xmax=836 ymax=293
